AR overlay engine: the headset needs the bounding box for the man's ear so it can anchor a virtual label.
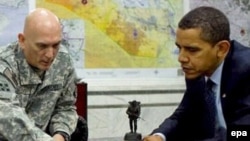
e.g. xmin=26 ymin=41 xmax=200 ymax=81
xmin=18 ymin=33 xmax=25 ymax=49
xmin=215 ymin=40 xmax=230 ymax=58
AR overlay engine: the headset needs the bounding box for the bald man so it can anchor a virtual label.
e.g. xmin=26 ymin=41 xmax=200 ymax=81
xmin=0 ymin=8 xmax=78 ymax=141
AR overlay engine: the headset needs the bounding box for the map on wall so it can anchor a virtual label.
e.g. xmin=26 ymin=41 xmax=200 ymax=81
xmin=190 ymin=0 xmax=250 ymax=47
xmin=0 ymin=0 xmax=28 ymax=46
xmin=1 ymin=0 xmax=250 ymax=79
xmin=36 ymin=0 xmax=184 ymax=78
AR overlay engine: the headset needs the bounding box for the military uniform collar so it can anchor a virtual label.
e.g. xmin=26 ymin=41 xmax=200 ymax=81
xmin=16 ymin=47 xmax=42 ymax=85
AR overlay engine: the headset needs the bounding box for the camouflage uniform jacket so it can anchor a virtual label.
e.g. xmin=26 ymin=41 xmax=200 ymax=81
xmin=0 ymin=42 xmax=78 ymax=141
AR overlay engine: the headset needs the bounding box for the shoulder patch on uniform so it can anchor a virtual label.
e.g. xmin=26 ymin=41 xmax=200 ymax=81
xmin=0 ymin=74 xmax=17 ymax=102
xmin=0 ymin=64 xmax=6 ymax=73
xmin=2 ymin=68 xmax=17 ymax=88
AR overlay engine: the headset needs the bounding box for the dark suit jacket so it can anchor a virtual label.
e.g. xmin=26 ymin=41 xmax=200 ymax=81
xmin=152 ymin=40 xmax=250 ymax=141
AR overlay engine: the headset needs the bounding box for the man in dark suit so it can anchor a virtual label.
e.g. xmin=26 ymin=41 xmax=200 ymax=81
xmin=143 ymin=6 xmax=250 ymax=141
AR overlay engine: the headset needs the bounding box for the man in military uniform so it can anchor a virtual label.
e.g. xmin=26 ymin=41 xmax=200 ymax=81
xmin=0 ymin=8 xmax=78 ymax=141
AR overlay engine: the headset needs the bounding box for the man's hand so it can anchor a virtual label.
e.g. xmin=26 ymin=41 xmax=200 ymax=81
xmin=53 ymin=134 xmax=65 ymax=141
xmin=142 ymin=135 xmax=164 ymax=141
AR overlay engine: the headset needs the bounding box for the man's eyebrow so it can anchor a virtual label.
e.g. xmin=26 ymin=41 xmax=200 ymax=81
xmin=35 ymin=41 xmax=61 ymax=46
xmin=35 ymin=42 xmax=47 ymax=46
xmin=175 ymin=42 xmax=200 ymax=49
xmin=185 ymin=45 xmax=200 ymax=49
xmin=53 ymin=41 xmax=61 ymax=45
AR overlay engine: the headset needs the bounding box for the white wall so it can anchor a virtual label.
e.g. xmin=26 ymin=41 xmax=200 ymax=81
xmin=82 ymin=77 xmax=186 ymax=139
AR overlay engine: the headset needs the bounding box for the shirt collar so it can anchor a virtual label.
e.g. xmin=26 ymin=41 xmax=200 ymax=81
xmin=208 ymin=61 xmax=224 ymax=86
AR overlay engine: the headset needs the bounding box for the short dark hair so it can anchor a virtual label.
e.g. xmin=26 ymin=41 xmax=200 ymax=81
xmin=178 ymin=6 xmax=230 ymax=45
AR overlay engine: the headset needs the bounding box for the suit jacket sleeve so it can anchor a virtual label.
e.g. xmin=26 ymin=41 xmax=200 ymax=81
xmin=151 ymin=77 xmax=207 ymax=140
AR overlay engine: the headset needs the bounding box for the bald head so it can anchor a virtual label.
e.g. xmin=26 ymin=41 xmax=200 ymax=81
xmin=18 ymin=8 xmax=62 ymax=71
xmin=23 ymin=8 xmax=61 ymax=36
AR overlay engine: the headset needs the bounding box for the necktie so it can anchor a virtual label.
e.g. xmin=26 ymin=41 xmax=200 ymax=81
xmin=205 ymin=79 xmax=216 ymax=136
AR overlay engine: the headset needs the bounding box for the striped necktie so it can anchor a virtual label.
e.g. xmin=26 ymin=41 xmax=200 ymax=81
xmin=205 ymin=79 xmax=216 ymax=136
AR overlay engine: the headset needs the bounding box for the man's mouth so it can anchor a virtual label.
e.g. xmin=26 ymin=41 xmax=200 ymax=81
xmin=182 ymin=66 xmax=192 ymax=73
xmin=41 ymin=61 xmax=51 ymax=66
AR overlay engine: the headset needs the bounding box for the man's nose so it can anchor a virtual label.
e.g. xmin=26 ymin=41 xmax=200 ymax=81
xmin=178 ymin=50 xmax=188 ymax=63
xmin=45 ymin=47 xmax=54 ymax=58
